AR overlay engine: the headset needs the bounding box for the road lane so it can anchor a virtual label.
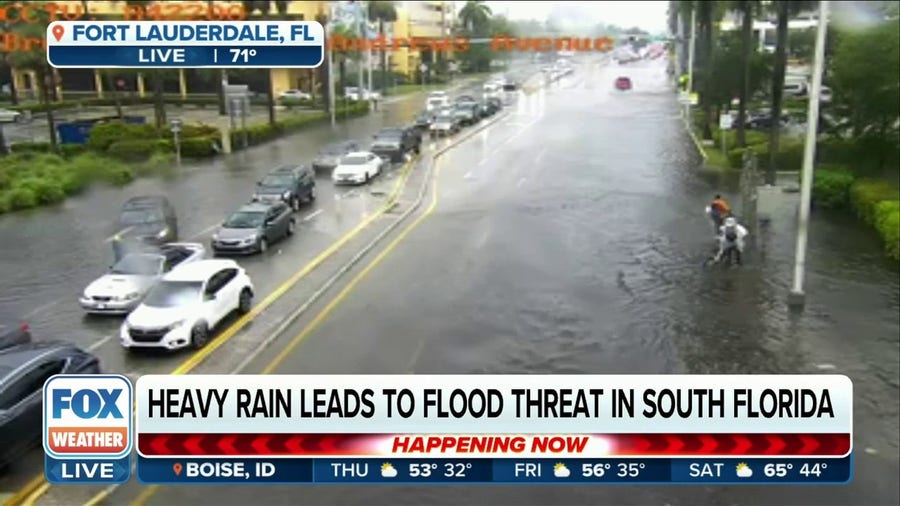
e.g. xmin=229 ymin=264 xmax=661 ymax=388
xmin=105 ymin=59 xmax=899 ymax=505
xmin=0 ymin=70 xmax=544 ymax=501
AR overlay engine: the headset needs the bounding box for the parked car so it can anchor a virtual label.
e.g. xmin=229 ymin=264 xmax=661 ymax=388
xmin=331 ymin=152 xmax=385 ymax=185
xmin=212 ymin=201 xmax=295 ymax=256
xmin=0 ymin=108 xmax=23 ymax=123
xmin=819 ymin=85 xmax=832 ymax=104
xmin=117 ymin=196 xmax=178 ymax=244
xmin=79 ymin=242 xmax=206 ymax=315
xmin=279 ymin=89 xmax=311 ymax=101
xmin=426 ymin=95 xmax=449 ymax=112
xmin=312 ymin=140 xmax=360 ymax=173
xmin=120 ymin=259 xmax=254 ymax=350
xmin=784 ymin=81 xmax=807 ymax=97
xmin=370 ymin=127 xmax=421 ymax=163
xmin=455 ymin=95 xmax=478 ymax=107
xmin=483 ymin=97 xmax=502 ymax=116
xmin=0 ymin=341 xmax=101 ymax=469
xmin=345 ymin=87 xmax=382 ymax=101
xmin=430 ymin=113 xmax=461 ymax=137
xmin=415 ymin=111 xmax=436 ymax=130
xmin=452 ymin=103 xmax=478 ymax=126
xmin=615 ymin=76 xmax=632 ymax=91
xmin=252 ymin=165 xmax=316 ymax=211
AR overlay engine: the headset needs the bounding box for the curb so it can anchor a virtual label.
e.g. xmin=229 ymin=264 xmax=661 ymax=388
xmin=682 ymin=111 xmax=709 ymax=162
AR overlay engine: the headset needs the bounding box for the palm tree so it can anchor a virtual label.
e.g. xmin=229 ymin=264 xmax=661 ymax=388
xmin=681 ymin=1 xmax=723 ymax=140
xmin=459 ymin=0 xmax=492 ymax=33
xmin=331 ymin=24 xmax=359 ymax=96
xmin=368 ymin=1 xmax=397 ymax=91
xmin=6 ymin=21 xmax=59 ymax=149
xmin=766 ymin=0 xmax=815 ymax=182
xmin=732 ymin=0 xmax=759 ymax=147
xmin=246 ymin=0 xmax=277 ymax=125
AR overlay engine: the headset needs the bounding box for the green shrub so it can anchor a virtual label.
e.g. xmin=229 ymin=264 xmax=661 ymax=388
xmin=67 ymin=153 xmax=134 ymax=186
xmin=4 ymin=186 xmax=38 ymax=210
xmin=14 ymin=178 xmax=66 ymax=205
xmin=59 ymin=144 xmax=87 ymax=158
xmin=813 ymin=166 xmax=856 ymax=209
xmin=163 ymin=123 xmax=220 ymax=139
xmin=135 ymin=151 xmax=177 ymax=177
xmin=873 ymin=200 xmax=900 ymax=260
xmin=107 ymin=139 xmax=173 ymax=161
xmin=180 ymin=136 xmax=219 ymax=158
xmin=850 ymin=179 xmax=900 ymax=225
xmin=10 ymin=142 xmax=52 ymax=154
xmin=87 ymin=121 xmax=157 ymax=151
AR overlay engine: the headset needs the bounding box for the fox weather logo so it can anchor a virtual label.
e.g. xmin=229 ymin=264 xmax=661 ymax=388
xmin=43 ymin=374 xmax=133 ymax=460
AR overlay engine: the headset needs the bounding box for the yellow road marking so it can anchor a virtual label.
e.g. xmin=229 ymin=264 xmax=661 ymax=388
xmin=10 ymin=160 xmax=416 ymax=506
xmin=130 ymin=158 xmax=447 ymax=506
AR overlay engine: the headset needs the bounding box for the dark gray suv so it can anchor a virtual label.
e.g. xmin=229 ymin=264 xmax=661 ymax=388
xmin=252 ymin=165 xmax=316 ymax=211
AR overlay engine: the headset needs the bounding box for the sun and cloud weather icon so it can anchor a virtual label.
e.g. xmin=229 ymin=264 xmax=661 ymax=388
xmin=381 ymin=463 xmax=398 ymax=478
xmin=736 ymin=463 xmax=753 ymax=478
xmin=553 ymin=463 xmax=571 ymax=478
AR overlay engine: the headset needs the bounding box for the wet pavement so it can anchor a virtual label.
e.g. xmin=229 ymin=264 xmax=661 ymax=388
xmin=98 ymin=59 xmax=897 ymax=505
xmin=0 ymin=67 xmax=539 ymax=500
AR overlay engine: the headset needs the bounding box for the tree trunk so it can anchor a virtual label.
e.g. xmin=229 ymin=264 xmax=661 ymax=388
xmin=700 ymin=14 xmax=714 ymax=140
xmin=5 ymin=63 xmax=18 ymax=106
xmin=0 ymin=119 xmax=8 ymax=155
xmin=217 ymin=69 xmax=227 ymax=115
xmin=767 ymin=0 xmax=789 ymax=183
xmin=265 ymin=71 xmax=276 ymax=125
xmin=737 ymin=1 xmax=753 ymax=147
xmin=38 ymin=67 xmax=59 ymax=150
xmin=104 ymin=71 xmax=124 ymax=120
xmin=152 ymin=72 xmax=166 ymax=133
xmin=339 ymin=57 xmax=346 ymax=96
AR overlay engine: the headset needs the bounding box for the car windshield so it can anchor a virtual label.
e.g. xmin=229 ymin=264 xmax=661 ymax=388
xmin=224 ymin=211 xmax=265 ymax=228
xmin=377 ymin=130 xmax=402 ymax=138
xmin=341 ymin=156 xmax=368 ymax=165
xmin=110 ymin=254 xmax=163 ymax=276
xmin=322 ymin=144 xmax=347 ymax=155
xmin=120 ymin=209 xmax=163 ymax=225
xmin=142 ymin=280 xmax=203 ymax=308
xmin=260 ymin=174 xmax=293 ymax=188
xmin=437 ymin=115 xmax=454 ymax=122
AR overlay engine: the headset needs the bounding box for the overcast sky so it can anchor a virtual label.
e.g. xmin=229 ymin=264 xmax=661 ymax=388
xmin=469 ymin=1 xmax=669 ymax=34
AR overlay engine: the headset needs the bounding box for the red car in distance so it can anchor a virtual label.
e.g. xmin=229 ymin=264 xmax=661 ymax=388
xmin=615 ymin=77 xmax=632 ymax=91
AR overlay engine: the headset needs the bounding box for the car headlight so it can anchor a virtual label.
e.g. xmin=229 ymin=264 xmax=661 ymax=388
xmin=212 ymin=233 xmax=219 ymax=241
xmin=120 ymin=292 xmax=140 ymax=301
xmin=282 ymin=190 xmax=291 ymax=200
xmin=156 ymin=227 xmax=169 ymax=238
xmin=241 ymin=235 xmax=257 ymax=244
xmin=165 ymin=319 xmax=188 ymax=331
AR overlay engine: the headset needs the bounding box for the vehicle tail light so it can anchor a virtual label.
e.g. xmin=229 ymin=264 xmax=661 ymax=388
xmin=20 ymin=321 xmax=30 ymax=332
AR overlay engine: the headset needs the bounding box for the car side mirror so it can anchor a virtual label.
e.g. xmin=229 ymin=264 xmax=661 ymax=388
xmin=205 ymin=293 xmax=216 ymax=301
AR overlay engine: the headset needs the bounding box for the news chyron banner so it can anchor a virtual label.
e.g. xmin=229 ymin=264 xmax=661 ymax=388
xmin=117 ymin=375 xmax=853 ymax=485
xmin=45 ymin=21 xmax=324 ymax=68
xmin=43 ymin=375 xmax=134 ymax=484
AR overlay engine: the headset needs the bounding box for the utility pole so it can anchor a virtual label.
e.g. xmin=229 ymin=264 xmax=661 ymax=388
xmin=788 ymin=0 xmax=829 ymax=311
xmin=365 ymin=1 xmax=373 ymax=93
xmin=685 ymin=7 xmax=696 ymax=119
xmin=357 ymin=1 xmax=365 ymax=95
xmin=328 ymin=1 xmax=336 ymax=127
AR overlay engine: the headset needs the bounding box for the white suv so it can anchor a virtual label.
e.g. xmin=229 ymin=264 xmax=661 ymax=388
xmin=120 ymin=259 xmax=254 ymax=351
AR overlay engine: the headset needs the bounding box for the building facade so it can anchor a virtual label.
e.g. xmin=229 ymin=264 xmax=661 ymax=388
xmin=391 ymin=1 xmax=454 ymax=77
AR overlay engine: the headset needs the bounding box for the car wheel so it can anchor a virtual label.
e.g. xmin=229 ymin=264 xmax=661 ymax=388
xmin=258 ymin=238 xmax=268 ymax=254
xmin=365 ymin=172 xmax=370 ymax=183
xmin=290 ymin=196 xmax=301 ymax=212
xmin=286 ymin=219 xmax=296 ymax=236
xmin=238 ymin=288 xmax=253 ymax=314
xmin=190 ymin=323 xmax=209 ymax=349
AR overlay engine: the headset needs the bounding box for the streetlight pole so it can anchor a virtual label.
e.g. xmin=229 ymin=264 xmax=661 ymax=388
xmin=788 ymin=0 xmax=829 ymax=311
xmin=328 ymin=1 xmax=336 ymax=127
xmin=357 ymin=1 xmax=364 ymax=94
xmin=365 ymin=2 xmax=373 ymax=93
xmin=685 ymin=7 xmax=696 ymax=119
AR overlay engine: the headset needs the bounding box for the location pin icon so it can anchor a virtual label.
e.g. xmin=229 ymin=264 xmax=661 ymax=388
xmin=173 ymin=463 xmax=183 ymax=476
xmin=51 ymin=24 xmax=65 ymax=42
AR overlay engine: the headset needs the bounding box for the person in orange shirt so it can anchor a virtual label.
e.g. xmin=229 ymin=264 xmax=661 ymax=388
xmin=708 ymin=194 xmax=732 ymax=233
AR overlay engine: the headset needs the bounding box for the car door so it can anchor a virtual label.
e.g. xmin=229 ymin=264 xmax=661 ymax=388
xmin=209 ymin=268 xmax=239 ymax=325
xmin=262 ymin=207 xmax=279 ymax=241
xmin=272 ymin=203 xmax=291 ymax=239
xmin=0 ymin=358 xmax=67 ymax=463
xmin=367 ymin=153 xmax=380 ymax=176
xmin=202 ymin=271 xmax=231 ymax=326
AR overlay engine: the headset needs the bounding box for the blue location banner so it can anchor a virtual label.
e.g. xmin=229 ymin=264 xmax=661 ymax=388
xmin=47 ymin=46 xmax=323 ymax=69
xmin=136 ymin=456 xmax=852 ymax=484
xmin=45 ymin=455 xmax=131 ymax=484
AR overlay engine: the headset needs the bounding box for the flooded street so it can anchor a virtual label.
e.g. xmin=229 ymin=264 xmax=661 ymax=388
xmin=2 ymin=57 xmax=898 ymax=505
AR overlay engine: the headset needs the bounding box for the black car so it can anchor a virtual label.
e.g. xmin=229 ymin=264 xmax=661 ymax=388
xmin=117 ymin=196 xmax=178 ymax=244
xmin=252 ymin=165 xmax=316 ymax=211
xmin=211 ymin=201 xmax=295 ymax=255
xmin=483 ymin=97 xmax=502 ymax=116
xmin=312 ymin=140 xmax=360 ymax=173
xmin=370 ymin=127 xmax=422 ymax=163
xmin=0 ymin=341 xmax=100 ymax=470
xmin=414 ymin=111 xmax=435 ymax=130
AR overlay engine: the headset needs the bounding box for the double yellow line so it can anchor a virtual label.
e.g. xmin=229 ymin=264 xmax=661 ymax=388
xmin=5 ymin=159 xmax=418 ymax=506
